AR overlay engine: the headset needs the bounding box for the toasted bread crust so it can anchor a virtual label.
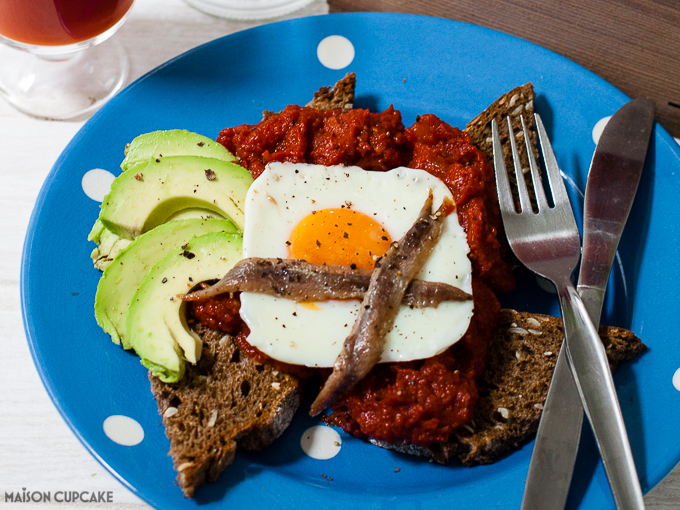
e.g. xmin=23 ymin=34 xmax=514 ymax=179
xmin=465 ymin=82 xmax=538 ymax=174
xmin=262 ymin=72 xmax=356 ymax=121
xmin=306 ymin=72 xmax=356 ymax=111
xmin=464 ymin=83 xmax=539 ymax=264
xmin=371 ymin=309 xmax=646 ymax=465
xmin=465 ymin=83 xmax=539 ymax=212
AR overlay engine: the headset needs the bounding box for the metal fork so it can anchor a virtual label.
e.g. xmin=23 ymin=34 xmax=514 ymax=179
xmin=492 ymin=114 xmax=644 ymax=509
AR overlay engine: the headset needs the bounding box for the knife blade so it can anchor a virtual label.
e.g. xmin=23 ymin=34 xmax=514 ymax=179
xmin=521 ymin=97 xmax=655 ymax=510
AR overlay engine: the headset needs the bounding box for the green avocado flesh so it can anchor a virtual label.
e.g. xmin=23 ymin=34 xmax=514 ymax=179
xmin=99 ymin=155 xmax=253 ymax=239
xmin=120 ymin=130 xmax=235 ymax=171
xmin=89 ymin=209 xmax=227 ymax=271
xmin=89 ymin=219 xmax=133 ymax=271
xmin=126 ymin=231 xmax=244 ymax=383
xmin=94 ymin=218 xmax=237 ymax=349
xmin=89 ymin=130 xmax=238 ymax=270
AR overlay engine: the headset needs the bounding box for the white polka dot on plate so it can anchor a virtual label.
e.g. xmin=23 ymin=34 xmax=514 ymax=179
xmin=103 ymin=415 xmax=144 ymax=446
xmin=317 ymin=35 xmax=355 ymax=70
xmin=300 ymin=425 xmax=342 ymax=459
xmin=592 ymin=116 xmax=611 ymax=145
xmin=82 ymin=168 xmax=116 ymax=202
xmin=673 ymin=368 xmax=680 ymax=391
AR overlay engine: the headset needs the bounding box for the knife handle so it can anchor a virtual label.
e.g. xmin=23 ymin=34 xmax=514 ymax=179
xmin=521 ymin=343 xmax=583 ymax=510
xmin=558 ymin=279 xmax=645 ymax=510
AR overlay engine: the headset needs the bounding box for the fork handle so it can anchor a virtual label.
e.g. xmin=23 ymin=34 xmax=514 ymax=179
xmin=522 ymin=286 xmax=608 ymax=510
xmin=557 ymin=277 xmax=645 ymax=510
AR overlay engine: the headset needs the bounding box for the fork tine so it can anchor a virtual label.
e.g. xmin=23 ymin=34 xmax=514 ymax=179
xmin=521 ymin=115 xmax=550 ymax=211
xmin=491 ymin=119 xmax=517 ymax=217
xmin=534 ymin=113 xmax=571 ymax=209
xmin=506 ymin=116 xmax=533 ymax=213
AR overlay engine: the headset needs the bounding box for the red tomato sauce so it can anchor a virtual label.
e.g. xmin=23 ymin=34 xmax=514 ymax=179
xmin=189 ymin=292 xmax=243 ymax=334
xmin=188 ymin=293 xmax=316 ymax=378
xmin=205 ymin=105 xmax=514 ymax=447
xmin=325 ymin=280 xmax=498 ymax=445
xmin=217 ymin=105 xmax=409 ymax=180
xmin=404 ymin=114 xmax=514 ymax=292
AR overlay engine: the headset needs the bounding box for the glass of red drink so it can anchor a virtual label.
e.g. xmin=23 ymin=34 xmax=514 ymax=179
xmin=0 ymin=0 xmax=134 ymax=120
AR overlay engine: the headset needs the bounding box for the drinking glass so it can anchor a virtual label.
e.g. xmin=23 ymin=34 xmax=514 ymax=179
xmin=0 ymin=0 xmax=134 ymax=120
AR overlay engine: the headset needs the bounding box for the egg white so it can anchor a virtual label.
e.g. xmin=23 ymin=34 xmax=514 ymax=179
xmin=239 ymin=162 xmax=474 ymax=367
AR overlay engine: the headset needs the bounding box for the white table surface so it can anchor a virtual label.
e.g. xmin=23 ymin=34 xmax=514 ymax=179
xmin=1 ymin=1 xmax=678 ymax=508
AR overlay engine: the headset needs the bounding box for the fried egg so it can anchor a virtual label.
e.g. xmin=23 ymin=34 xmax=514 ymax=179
xmin=239 ymin=162 xmax=474 ymax=367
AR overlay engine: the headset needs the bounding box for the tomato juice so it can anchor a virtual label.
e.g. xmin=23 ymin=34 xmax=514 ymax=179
xmin=0 ymin=0 xmax=133 ymax=46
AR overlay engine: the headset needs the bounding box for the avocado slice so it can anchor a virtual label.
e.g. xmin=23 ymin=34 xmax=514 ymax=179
xmin=121 ymin=130 xmax=235 ymax=171
xmin=89 ymin=209 xmax=228 ymax=271
xmin=88 ymin=218 xmax=106 ymax=244
xmin=126 ymin=231 xmax=243 ymax=382
xmin=89 ymin=220 xmax=133 ymax=270
xmin=95 ymin=218 xmax=237 ymax=349
xmin=99 ymin=155 xmax=253 ymax=239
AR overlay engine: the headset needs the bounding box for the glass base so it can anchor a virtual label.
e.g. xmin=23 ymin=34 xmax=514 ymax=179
xmin=0 ymin=37 xmax=129 ymax=121
xmin=182 ymin=0 xmax=315 ymax=20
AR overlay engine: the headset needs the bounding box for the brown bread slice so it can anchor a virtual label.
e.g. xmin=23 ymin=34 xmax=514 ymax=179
xmin=149 ymin=325 xmax=302 ymax=498
xmin=465 ymin=82 xmax=538 ymax=178
xmin=305 ymin=72 xmax=356 ymax=111
xmin=262 ymin=72 xmax=356 ymax=120
xmin=371 ymin=309 xmax=646 ymax=465
xmin=464 ymin=83 xmax=539 ymax=264
xmin=465 ymin=83 xmax=539 ymax=213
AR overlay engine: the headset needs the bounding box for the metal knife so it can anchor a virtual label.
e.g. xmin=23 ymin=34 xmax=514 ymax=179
xmin=521 ymin=97 xmax=655 ymax=510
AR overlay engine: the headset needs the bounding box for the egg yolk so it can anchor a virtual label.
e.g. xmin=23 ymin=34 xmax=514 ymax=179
xmin=288 ymin=208 xmax=393 ymax=269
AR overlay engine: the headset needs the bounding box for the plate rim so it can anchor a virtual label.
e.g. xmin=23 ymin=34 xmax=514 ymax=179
xmin=19 ymin=11 xmax=680 ymax=510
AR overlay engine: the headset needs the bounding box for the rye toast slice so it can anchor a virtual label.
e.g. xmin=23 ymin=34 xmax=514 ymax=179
xmin=371 ymin=309 xmax=646 ymax=465
xmin=306 ymin=72 xmax=356 ymax=112
xmin=262 ymin=72 xmax=356 ymax=121
xmin=464 ymin=83 xmax=539 ymax=261
xmin=149 ymin=326 xmax=302 ymax=498
xmin=465 ymin=82 xmax=538 ymax=179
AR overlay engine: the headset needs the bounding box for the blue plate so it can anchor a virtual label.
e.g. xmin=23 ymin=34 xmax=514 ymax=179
xmin=21 ymin=12 xmax=680 ymax=510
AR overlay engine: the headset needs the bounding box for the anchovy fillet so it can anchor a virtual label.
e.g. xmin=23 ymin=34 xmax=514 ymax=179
xmin=181 ymin=257 xmax=471 ymax=308
xmin=309 ymin=191 xmax=451 ymax=416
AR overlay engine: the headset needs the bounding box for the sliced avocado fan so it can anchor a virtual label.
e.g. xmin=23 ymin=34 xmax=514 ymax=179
xmin=126 ymin=231 xmax=244 ymax=383
xmin=88 ymin=130 xmax=244 ymax=270
xmin=95 ymin=218 xmax=237 ymax=349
